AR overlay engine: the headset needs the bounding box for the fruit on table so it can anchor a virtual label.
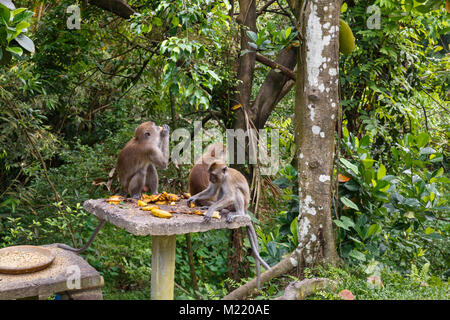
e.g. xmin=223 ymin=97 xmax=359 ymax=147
xmin=137 ymin=200 xmax=147 ymax=207
xmin=106 ymin=195 xmax=124 ymax=204
xmin=149 ymin=208 xmax=172 ymax=219
xmin=141 ymin=205 xmax=160 ymax=211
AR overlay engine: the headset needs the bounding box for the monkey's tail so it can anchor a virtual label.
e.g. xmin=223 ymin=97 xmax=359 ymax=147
xmin=246 ymin=223 xmax=271 ymax=290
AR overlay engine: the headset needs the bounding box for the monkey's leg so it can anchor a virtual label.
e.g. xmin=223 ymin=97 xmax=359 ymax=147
xmin=225 ymin=193 xmax=245 ymax=223
xmin=129 ymin=169 xmax=146 ymax=199
xmin=145 ymin=164 xmax=158 ymax=194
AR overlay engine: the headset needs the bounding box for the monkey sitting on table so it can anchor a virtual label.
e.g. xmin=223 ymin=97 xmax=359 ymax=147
xmin=117 ymin=121 xmax=170 ymax=199
xmin=187 ymin=160 xmax=248 ymax=223
xmin=188 ymin=142 xmax=226 ymax=205
xmin=187 ymin=160 xmax=270 ymax=288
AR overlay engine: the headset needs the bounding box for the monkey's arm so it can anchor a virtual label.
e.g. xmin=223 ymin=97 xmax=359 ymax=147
xmin=158 ymin=124 xmax=170 ymax=169
xmin=203 ymin=196 xmax=235 ymax=222
xmin=187 ymin=182 xmax=220 ymax=206
xmin=147 ymin=144 xmax=169 ymax=169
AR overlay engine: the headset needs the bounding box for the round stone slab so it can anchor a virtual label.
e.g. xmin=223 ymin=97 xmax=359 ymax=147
xmin=0 ymin=245 xmax=55 ymax=275
xmin=83 ymin=198 xmax=252 ymax=236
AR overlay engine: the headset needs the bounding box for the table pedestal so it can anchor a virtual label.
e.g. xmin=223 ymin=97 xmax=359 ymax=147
xmin=151 ymin=235 xmax=176 ymax=300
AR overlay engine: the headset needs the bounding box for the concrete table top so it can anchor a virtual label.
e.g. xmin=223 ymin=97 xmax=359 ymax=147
xmin=83 ymin=198 xmax=252 ymax=236
xmin=0 ymin=244 xmax=103 ymax=300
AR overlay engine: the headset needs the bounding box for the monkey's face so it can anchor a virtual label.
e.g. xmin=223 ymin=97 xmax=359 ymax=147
xmin=209 ymin=165 xmax=228 ymax=184
xmin=135 ymin=121 xmax=162 ymax=142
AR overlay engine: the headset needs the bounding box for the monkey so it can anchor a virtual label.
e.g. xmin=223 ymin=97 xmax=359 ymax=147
xmin=187 ymin=160 xmax=270 ymax=288
xmin=187 ymin=160 xmax=248 ymax=223
xmin=188 ymin=143 xmax=226 ymax=205
xmin=116 ymin=121 xmax=170 ymax=199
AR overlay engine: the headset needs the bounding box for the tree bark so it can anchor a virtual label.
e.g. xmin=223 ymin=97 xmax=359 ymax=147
xmin=90 ymin=0 xmax=135 ymax=19
xmin=233 ymin=0 xmax=257 ymax=130
xmin=294 ymin=0 xmax=341 ymax=267
xmin=253 ymin=47 xmax=297 ymax=129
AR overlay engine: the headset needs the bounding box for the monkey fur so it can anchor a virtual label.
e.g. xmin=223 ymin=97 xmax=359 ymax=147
xmin=188 ymin=142 xmax=226 ymax=197
xmin=187 ymin=160 xmax=270 ymax=288
xmin=117 ymin=121 xmax=169 ymax=199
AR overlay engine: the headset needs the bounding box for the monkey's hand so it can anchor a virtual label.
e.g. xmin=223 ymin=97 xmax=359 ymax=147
xmin=203 ymin=213 xmax=212 ymax=223
xmin=161 ymin=124 xmax=170 ymax=137
xmin=187 ymin=196 xmax=197 ymax=207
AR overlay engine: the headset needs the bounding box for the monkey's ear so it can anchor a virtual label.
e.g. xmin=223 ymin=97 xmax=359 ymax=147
xmin=222 ymin=166 xmax=228 ymax=174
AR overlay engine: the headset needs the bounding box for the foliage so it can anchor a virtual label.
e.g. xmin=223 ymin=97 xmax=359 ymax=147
xmin=0 ymin=0 xmax=35 ymax=65
xmin=0 ymin=0 xmax=448 ymax=300
xmin=303 ymin=263 xmax=449 ymax=300
xmin=335 ymin=128 xmax=449 ymax=275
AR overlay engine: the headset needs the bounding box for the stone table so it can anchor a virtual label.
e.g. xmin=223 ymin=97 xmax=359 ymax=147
xmin=83 ymin=198 xmax=252 ymax=300
xmin=0 ymin=244 xmax=104 ymax=300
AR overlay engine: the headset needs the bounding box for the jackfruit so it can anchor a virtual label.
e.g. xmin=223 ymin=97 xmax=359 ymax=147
xmin=339 ymin=19 xmax=355 ymax=55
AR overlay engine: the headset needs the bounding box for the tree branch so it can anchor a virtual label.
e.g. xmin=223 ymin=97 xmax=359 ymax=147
xmin=277 ymin=278 xmax=338 ymax=300
xmin=222 ymin=249 xmax=301 ymax=300
xmin=90 ymin=0 xmax=135 ymax=19
xmin=255 ymin=53 xmax=296 ymax=81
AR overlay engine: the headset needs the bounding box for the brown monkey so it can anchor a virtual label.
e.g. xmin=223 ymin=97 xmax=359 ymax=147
xmin=187 ymin=160 xmax=249 ymax=223
xmin=117 ymin=121 xmax=170 ymax=199
xmin=188 ymin=142 xmax=226 ymax=199
xmin=187 ymin=160 xmax=270 ymax=288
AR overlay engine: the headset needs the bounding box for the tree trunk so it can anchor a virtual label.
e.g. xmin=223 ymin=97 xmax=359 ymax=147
xmin=294 ymin=0 xmax=341 ymax=267
xmin=233 ymin=0 xmax=257 ymax=130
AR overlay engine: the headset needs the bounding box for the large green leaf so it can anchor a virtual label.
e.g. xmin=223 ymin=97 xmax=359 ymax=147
xmin=340 ymin=158 xmax=359 ymax=175
xmin=0 ymin=4 xmax=10 ymax=24
xmin=340 ymin=196 xmax=359 ymax=211
xmin=12 ymin=9 xmax=33 ymax=24
xmin=14 ymin=33 xmax=34 ymax=53
xmin=0 ymin=0 xmax=15 ymax=10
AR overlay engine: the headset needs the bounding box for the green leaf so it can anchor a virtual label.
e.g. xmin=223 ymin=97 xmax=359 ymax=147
xmin=341 ymin=216 xmax=355 ymax=229
xmin=0 ymin=4 xmax=10 ymax=23
xmin=425 ymin=227 xmax=434 ymax=235
xmin=333 ymin=219 xmax=349 ymax=231
xmin=349 ymin=249 xmax=366 ymax=261
xmin=367 ymin=224 xmax=381 ymax=237
xmin=340 ymin=196 xmax=359 ymax=211
xmin=15 ymin=20 xmax=29 ymax=31
xmin=11 ymin=8 xmax=26 ymax=17
xmin=419 ymin=147 xmax=436 ymax=155
xmin=416 ymin=132 xmax=430 ymax=149
xmin=0 ymin=0 xmax=15 ymax=10
xmin=285 ymin=27 xmax=291 ymax=39
xmin=361 ymin=158 xmax=376 ymax=168
xmin=5 ymin=46 xmax=22 ymax=55
xmin=377 ymin=164 xmax=386 ymax=180
xmin=14 ymin=33 xmax=34 ymax=52
xmin=246 ymin=30 xmax=258 ymax=43
xmin=340 ymin=158 xmax=358 ymax=175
